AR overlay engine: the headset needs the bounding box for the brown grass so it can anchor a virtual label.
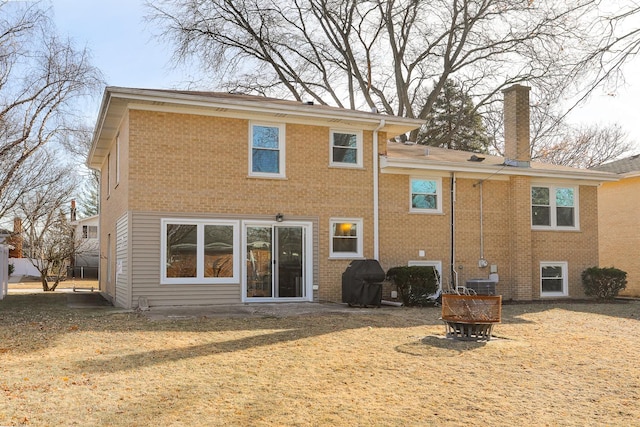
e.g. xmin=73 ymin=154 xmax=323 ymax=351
xmin=1 ymin=293 xmax=639 ymax=426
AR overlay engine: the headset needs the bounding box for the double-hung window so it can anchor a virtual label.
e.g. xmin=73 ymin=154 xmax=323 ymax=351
xmin=82 ymin=225 xmax=98 ymax=239
xmin=161 ymin=219 xmax=239 ymax=284
xmin=330 ymin=130 xmax=362 ymax=167
xmin=410 ymin=177 xmax=442 ymax=213
xmin=330 ymin=218 xmax=363 ymax=258
xmin=250 ymin=122 xmax=285 ymax=178
xmin=531 ymin=185 xmax=578 ymax=229
xmin=540 ymin=262 xmax=568 ymax=297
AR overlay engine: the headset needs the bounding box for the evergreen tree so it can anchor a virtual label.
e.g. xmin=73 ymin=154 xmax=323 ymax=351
xmin=417 ymin=80 xmax=489 ymax=153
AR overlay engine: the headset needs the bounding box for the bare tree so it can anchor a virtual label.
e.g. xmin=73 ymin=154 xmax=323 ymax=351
xmin=483 ymin=91 xmax=632 ymax=168
xmin=60 ymin=122 xmax=100 ymax=217
xmin=0 ymin=2 xmax=102 ymax=217
xmin=147 ymin=0 xmax=607 ymax=140
xmin=533 ymin=124 xmax=632 ymax=169
xmin=563 ymin=3 xmax=640 ymax=106
xmin=16 ymin=162 xmax=84 ymax=291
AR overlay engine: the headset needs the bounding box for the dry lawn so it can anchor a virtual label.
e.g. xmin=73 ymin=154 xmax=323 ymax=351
xmin=1 ymin=293 xmax=639 ymax=426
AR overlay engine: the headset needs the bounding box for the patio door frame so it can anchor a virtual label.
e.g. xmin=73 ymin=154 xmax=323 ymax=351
xmin=242 ymin=220 xmax=313 ymax=303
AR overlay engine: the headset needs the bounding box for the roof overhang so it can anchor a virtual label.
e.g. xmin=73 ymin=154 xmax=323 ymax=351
xmin=87 ymin=87 xmax=425 ymax=170
xmin=380 ymin=156 xmax=620 ymax=185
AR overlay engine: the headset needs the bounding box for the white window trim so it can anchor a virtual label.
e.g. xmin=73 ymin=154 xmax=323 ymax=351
xmin=329 ymin=129 xmax=363 ymax=168
xmin=409 ymin=176 xmax=443 ymax=214
xmin=241 ymin=220 xmax=314 ymax=303
xmin=540 ymin=261 xmax=568 ymax=297
xmin=106 ymin=153 xmax=111 ymax=197
xmin=408 ymin=260 xmax=443 ymax=290
xmin=329 ymin=218 xmax=364 ymax=259
xmin=249 ymin=122 xmax=286 ymax=178
xmin=531 ymin=184 xmax=579 ymax=230
xmin=115 ymin=135 xmax=120 ymax=185
xmin=161 ymin=219 xmax=240 ymax=285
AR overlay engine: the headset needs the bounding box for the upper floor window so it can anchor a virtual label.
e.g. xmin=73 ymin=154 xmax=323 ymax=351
xmin=115 ymin=135 xmax=120 ymax=185
xmin=250 ymin=123 xmax=285 ymax=178
xmin=106 ymin=153 xmax=111 ymax=196
xmin=329 ymin=218 xmax=363 ymax=258
xmin=531 ymin=185 xmax=578 ymax=229
xmin=410 ymin=177 xmax=442 ymax=213
xmin=330 ymin=130 xmax=362 ymax=167
xmin=82 ymin=225 xmax=98 ymax=239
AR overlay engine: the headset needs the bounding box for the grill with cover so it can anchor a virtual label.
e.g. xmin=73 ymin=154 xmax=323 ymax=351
xmin=341 ymin=259 xmax=385 ymax=307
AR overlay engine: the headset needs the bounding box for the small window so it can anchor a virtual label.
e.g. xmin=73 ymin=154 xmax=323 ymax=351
xmin=115 ymin=135 xmax=120 ymax=185
xmin=410 ymin=177 xmax=442 ymax=213
xmin=532 ymin=185 xmax=578 ymax=229
xmin=330 ymin=130 xmax=362 ymax=167
xmin=161 ymin=219 xmax=239 ymax=284
xmin=82 ymin=225 xmax=98 ymax=239
xmin=540 ymin=262 xmax=568 ymax=297
xmin=330 ymin=218 xmax=363 ymax=258
xmin=250 ymin=123 xmax=285 ymax=177
xmin=106 ymin=153 xmax=111 ymax=196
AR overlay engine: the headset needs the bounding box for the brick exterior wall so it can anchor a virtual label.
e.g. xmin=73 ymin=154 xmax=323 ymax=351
xmin=98 ymin=106 xmax=602 ymax=304
xmin=101 ymin=109 xmax=382 ymax=303
xmin=598 ymin=177 xmax=640 ymax=297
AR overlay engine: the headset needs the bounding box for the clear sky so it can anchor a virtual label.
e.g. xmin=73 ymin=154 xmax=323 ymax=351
xmin=49 ymin=0 xmax=640 ymax=153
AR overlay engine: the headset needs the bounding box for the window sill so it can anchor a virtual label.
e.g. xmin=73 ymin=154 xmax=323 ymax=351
xmin=329 ymin=164 xmax=365 ymax=170
xmin=329 ymin=255 xmax=365 ymax=260
xmin=247 ymin=174 xmax=288 ymax=180
xmin=409 ymin=210 xmax=444 ymax=215
xmin=532 ymin=227 xmax=581 ymax=232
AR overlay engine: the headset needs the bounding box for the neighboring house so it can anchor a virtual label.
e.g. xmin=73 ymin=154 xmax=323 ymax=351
xmin=0 ymin=218 xmax=23 ymax=258
xmin=592 ymin=155 xmax=640 ymax=297
xmin=71 ymin=214 xmax=100 ymax=279
xmin=87 ymin=85 xmax=617 ymax=309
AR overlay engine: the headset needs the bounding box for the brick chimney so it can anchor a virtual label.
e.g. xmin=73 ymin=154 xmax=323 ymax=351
xmin=9 ymin=217 xmax=22 ymax=258
xmin=503 ymin=84 xmax=531 ymax=167
xmin=70 ymin=199 xmax=77 ymax=222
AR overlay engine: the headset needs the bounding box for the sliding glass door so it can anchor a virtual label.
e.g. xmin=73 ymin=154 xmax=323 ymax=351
xmin=245 ymin=223 xmax=310 ymax=300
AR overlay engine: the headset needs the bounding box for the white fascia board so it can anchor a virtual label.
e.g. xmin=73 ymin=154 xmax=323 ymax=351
xmin=380 ymin=156 xmax=620 ymax=184
xmin=108 ymin=87 xmax=423 ymax=134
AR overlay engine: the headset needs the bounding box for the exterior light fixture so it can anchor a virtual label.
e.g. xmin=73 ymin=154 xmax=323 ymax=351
xmin=276 ymin=213 xmax=284 ymax=222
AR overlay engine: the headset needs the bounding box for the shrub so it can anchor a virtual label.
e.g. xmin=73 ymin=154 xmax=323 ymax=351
xmin=8 ymin=263 xmax=14 ymax=276
xmin=581 ymin=266 xmax=627 ymax=299
xmin=386 ymin=266 xmax=439 ymax=306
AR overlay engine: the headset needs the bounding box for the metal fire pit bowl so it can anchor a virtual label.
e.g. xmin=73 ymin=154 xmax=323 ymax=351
xmin=441 ymin=294 xmax=502 ymax=341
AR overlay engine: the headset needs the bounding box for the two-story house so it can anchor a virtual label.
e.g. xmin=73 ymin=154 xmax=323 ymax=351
xmin=88 ymin=85 xmax=617 ymax=309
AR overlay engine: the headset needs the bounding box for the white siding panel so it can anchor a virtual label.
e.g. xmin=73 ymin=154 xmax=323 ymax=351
xmin=115 ymin=213 xmax=130 ymax=308
xmin=130 ymin=211 xmax=321 ymax=307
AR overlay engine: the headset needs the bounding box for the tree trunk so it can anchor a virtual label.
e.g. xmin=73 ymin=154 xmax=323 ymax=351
xmin=41 ymin=276 xmax=51 ymax=291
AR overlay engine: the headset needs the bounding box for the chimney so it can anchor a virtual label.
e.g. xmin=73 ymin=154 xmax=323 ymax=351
xmin=70 ymin=199 xmax=77 ymax=222
xmin=10 ymin=217 xmax=23 ymax=258
xmin=502 ymin=84 xmax=531 ymax=167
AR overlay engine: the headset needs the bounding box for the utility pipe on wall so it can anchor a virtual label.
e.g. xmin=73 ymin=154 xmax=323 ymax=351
xmin=372 ymin=119 xmax=385 ymax=261
xmin=450 ymin=172 xmax=458 ymax=289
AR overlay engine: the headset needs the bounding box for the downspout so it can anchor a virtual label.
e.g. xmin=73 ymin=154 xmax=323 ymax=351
xmin=373 ymin=119 xmax=385 ymax=260
xmin=450 ymin=173 xmax=458 ymax=289
xmin=479 ymin=181 xmax=486 ymax=266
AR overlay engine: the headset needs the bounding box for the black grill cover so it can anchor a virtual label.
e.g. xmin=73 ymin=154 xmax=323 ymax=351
xmin=341 ymin=259 xmax=385 ymax=307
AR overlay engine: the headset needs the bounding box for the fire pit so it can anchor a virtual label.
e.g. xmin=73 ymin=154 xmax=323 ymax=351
xmin=441 ymin=294 xmax=502 ymax=341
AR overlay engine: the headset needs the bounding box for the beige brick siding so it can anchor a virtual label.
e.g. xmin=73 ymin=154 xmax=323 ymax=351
xmin=98 ymin=108 xmax=601 ymax=304
xmin=102 ymin=109 xmax=381 ymax=303
xmin=598 ymin=177 xmax=640 ymax=297
xmin=99 ymin=112 xmax=130 ymax=299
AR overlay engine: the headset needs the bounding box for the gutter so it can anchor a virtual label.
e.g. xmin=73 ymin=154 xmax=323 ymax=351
xmin=380 ymin=156 xmax=619 ymax=183
xmin=373 ymin=119 xmax=385 ymax=260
